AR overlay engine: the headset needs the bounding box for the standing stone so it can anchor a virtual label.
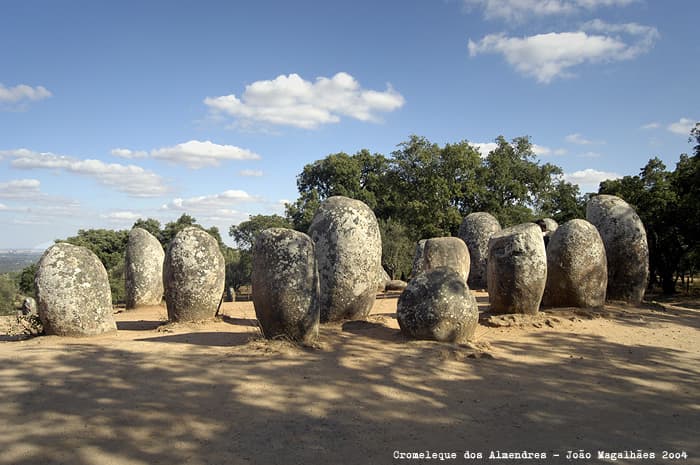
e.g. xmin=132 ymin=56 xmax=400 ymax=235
xmin=458 ymin=212 xmax=502 ymax=290
xmin=252 ymin=228 xmax=320 ymax=344
xmin=411 ymin=239 xmax=427 ymax=279
xmin=164 ymin=227 xmax=225 ymax=322
xmin=586 ymin=194 xmax=649 ymax=304
xmin=487 ymin=223 xmax=547 ymax=315
xmin=411 ymin=237 xmax=470 ymax=282
xmin=308 ymin=196 xmax=382 ymax=322
xmin=397 ymin=267 xmax=479 ymax=343
xmin=542 ymin=219 xmax=607 ymax=308
xmin=125 ymin=227 xmax=164 ymax=309
xmin=35 ymin=243 xmax=116 ymax=336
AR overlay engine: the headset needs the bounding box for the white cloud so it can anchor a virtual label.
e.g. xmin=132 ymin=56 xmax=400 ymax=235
xmin=472 ymin=142 xmax=499 ymax=157
xmin=114 ymin=140 xmax=261 ymax=169
xmin=564 ymin=168 xmax=620 ymax=192
xmin=239 ymin=169 xmax=263 ymax=177
xmin=163 ymin=190 xmax=258 ymax=217
xmin=100 ymin=211 xmax=141 ymax=222
xmin=151 ymin=140 xmax=261 ymax=168
xmin=463 ymin=0 xmax=637 ymax=22
xmin=532 ymin=144 xmax=567 ymax=156
xmin=565 ymin=133 xmax=604 ymax=145
xmin=667 ymin=118 xmax=697 ymax=136
xmin=111 ymin=148 xmax=148 ymax=159
xmin=468 ymin=21 xmax=658 ymax=83
xmin=0 ymin=83 xmax=52 ymax=104
xmin=3 ymin=149 xmax=168 ymax=197
xmin=0 ymin=179 xmax=42 ymax=199
xmin=578 ymin=151 xmax=602 ymax=158
xmin=641 ymin=122 xmax=660 ymax=130
xmin=204 ymin=72 xmax=405 ymax=129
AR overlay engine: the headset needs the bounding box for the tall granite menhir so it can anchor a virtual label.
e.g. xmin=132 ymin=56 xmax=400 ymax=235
xmin=586 ymin=194 xmax=649 ymax=305
xmin=125 ymin=227 xmax=164 ymax=309
xmin=542 ymin=219 xmax=607 ymax=308
xmin=458 ymin=212 xmax=501 ymax=289
xmin=35 ymin=242 xmax=116 ymax=336
xmin=487 ymin=223 xmax=547 ymax=315
xmin=164 ymin=227 xmax=225 ymax=322
xmin=309 ymin=196 xmax=382 ymax=322
xmin=252 ymin=228 xmax=320 ymax=344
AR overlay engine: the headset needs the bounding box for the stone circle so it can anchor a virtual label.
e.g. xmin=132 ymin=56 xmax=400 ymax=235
xmin=458 ymin=212 xmax=501 ymax=289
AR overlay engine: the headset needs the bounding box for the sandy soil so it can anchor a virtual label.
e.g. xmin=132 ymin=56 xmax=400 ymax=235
xmin=1 ymin=292 xmax=698 ymax=465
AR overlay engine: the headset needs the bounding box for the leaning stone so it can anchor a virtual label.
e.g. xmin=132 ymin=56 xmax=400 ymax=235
xmin=252 ymin=228 xmax=320 ymax=344
xmin=487 ymin=223 xmax=547 ymax=315
xmin=164 ymin=227 xmax=225 ymax=322
xmin=458 ymin=212 xmax=502 ymax=290
xmin=542 ymin=219 xmax=607 ymax=308
xmin=309 ymin=196 xmax=382 ymax=322
xmin=35 ymin=243 xmax=116 ymax=336
xmin=397 ymin=267 xmax=479 ymax=343
xmin=411 ymin=237 xmax=470 ymax=282
xmin=125 ymin=227 xmax=164 ymax=309
xmin=586 ymin=194 xmax=649 ymax=304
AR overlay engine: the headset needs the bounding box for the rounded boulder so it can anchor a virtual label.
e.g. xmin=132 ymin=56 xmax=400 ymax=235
xmin=164 ymin=227 xmax=225 ymax=322
xmin=252 ymin=228 xmax=320 ymax=343
xmin=487 ymin=223 xmax=547 ymax=315
xmin=586 ymin=194 xmax=649 ymax=304
xmin=458 ymin=212 xmax=501 ymax=290
xmin=542 ymin=219 xmax=607 ymax=308
xmin=411 ymin=236 xmax=470 ymax=282
xmin=397 ymin=267 xmax=479 ymax=343
xmin=125 ymin=227 xmax=164 ymax=309
xmin=35 ymin=243 xmax=116 ymax=336
xmin=309 ymin=196 xmax=382 ymax=322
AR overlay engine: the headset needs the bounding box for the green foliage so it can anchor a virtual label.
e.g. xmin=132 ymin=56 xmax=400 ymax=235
xmin=229 ymin=214 xmax=292 ymax=250
xmin=378 ymin=218 xmax=414 ymax=280
xmin=160 ymin=214 xmax=197 ymax=246
xmin=285 ymin=134 xmax=581 ymax=271
xmin=18 ymin=263 xmax=38 ymax=297
xmin=0 ymin=273 xmax=19 ymax=316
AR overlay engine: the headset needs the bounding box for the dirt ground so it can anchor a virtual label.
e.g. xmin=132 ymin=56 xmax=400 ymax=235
xmin=1 ymin=292 xmax=698 ymax=465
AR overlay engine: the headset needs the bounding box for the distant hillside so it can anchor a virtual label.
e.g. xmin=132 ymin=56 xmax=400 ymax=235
xmin=0 ymin=250 xmax=42 ymax=273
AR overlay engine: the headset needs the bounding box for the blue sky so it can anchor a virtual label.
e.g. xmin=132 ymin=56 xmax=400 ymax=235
xmin=1 ymin=0 xmax=697 ymax=249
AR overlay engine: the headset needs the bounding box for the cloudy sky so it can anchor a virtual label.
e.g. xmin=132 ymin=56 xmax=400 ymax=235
xmin=1 ymin=0 xmax=697 ymax=249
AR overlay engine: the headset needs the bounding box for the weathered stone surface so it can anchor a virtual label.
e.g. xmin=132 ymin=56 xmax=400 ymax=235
xmin=397 ymin=267 xmax=479 ymax=343
xmin=35 ymin=243 xmax=116 ymax=336
xmin=586 ymin=194 xmax=649 ymax=304
xmin=542 ymin=219 xmax=607 ymax=308
xmin=385 ymin=280 xmax=408 ymax=291
xmin=164 ymin=227 xmax=225 ymax=322
xmin=458 ymin=212 xmax=502 ymax=289
xmin=252 ymin=228 xmax=320 ymax=343
xmin=411 ymin=237 xmax=470 ymax=282
xmin=377 ymin=266 xmax=391 ymax=292
xmin=411 ymin=239 xmax=426 ymax=279
xmin=125 ymin=227 xmax=164 ymax=309
xmin=309 ymin=196 xmax=382 ymax=322
xmin=537 ymin=218 xmax=558 ymax=233
xmin=487 ymin=223 xmax=547 ymax=315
